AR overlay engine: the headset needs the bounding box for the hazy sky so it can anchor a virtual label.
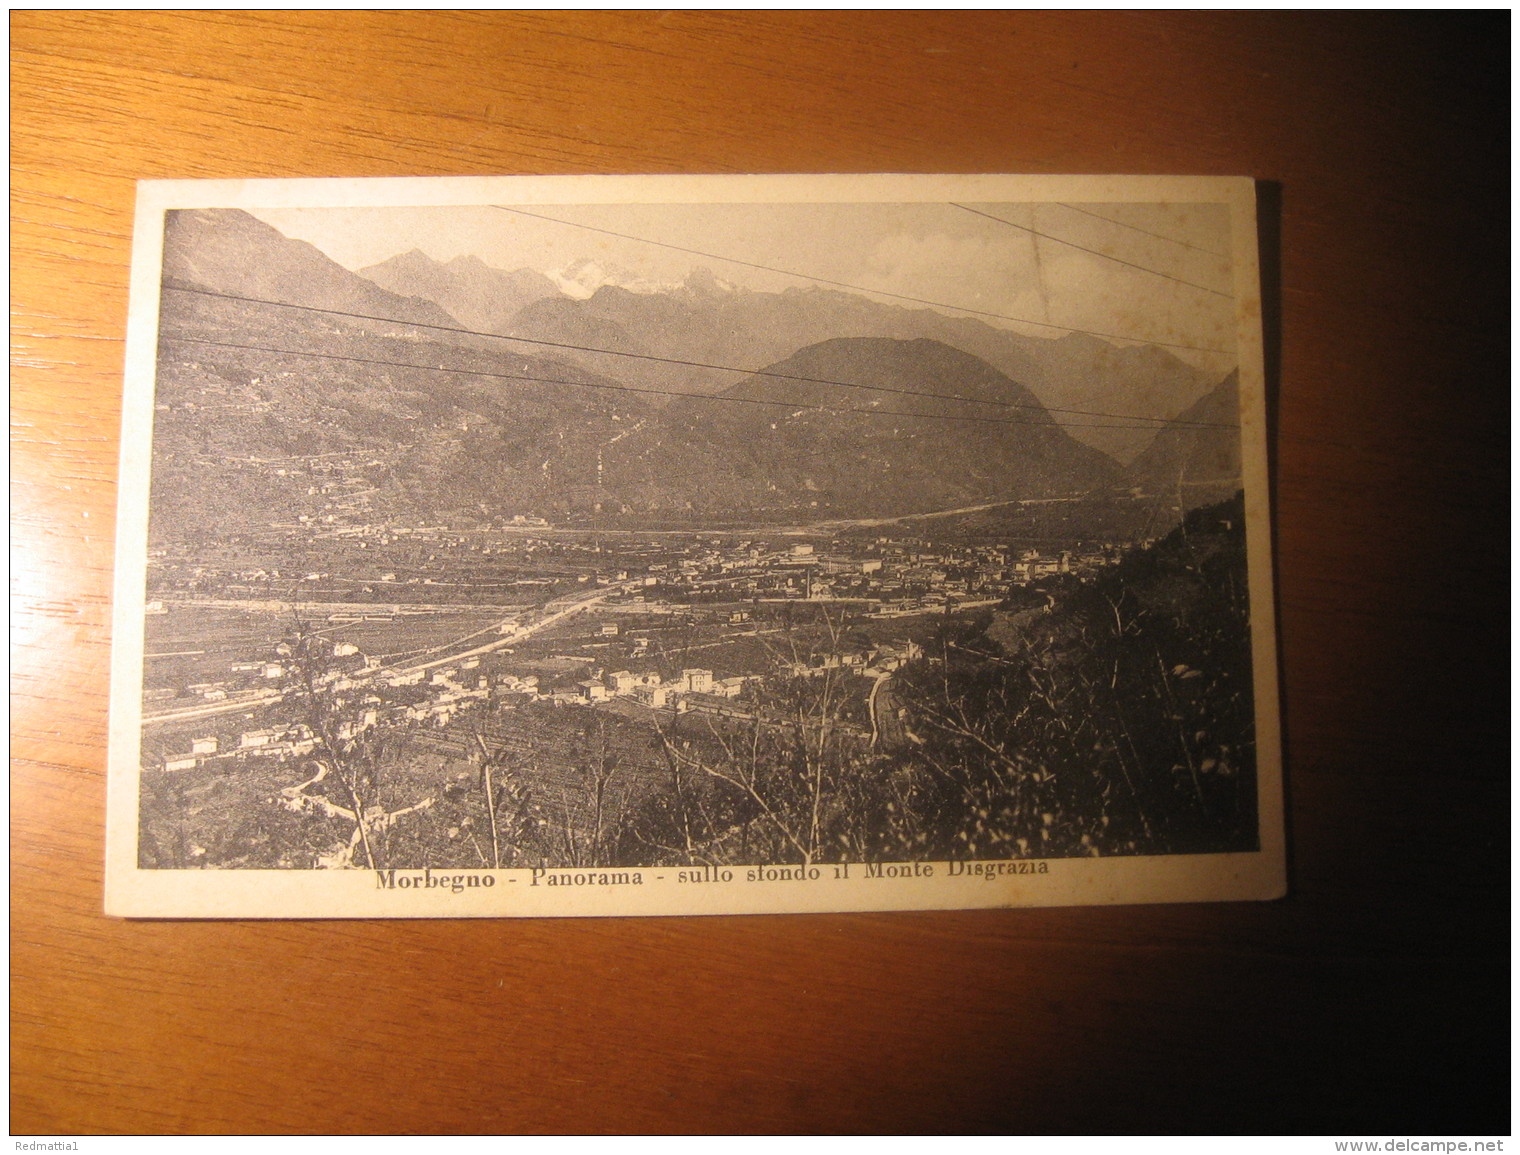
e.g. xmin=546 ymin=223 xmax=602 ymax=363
xmin=251 ymin=200 xmax=1238 ymax=371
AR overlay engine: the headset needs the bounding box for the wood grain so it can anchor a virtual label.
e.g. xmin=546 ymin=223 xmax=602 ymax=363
xmin=12 ymin=11 xmax=1508 ymax=1135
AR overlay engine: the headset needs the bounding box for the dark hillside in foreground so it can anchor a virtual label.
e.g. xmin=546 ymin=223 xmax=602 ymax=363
xmin=890 ymin=491 xmax=1258 ymax=859
xmin=605 ymin=493 xmax=1257 ymax=867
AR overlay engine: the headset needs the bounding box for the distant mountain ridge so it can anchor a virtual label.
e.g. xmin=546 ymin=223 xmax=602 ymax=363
xmin=1124 ymin=370 xmax=1242 ymax=492
xmin=163 ymin=210 xmax=462 ymax=331
xmin=357 ymin=249 xmax=561 ymax=335
xmin=679 ymin=336 xmax=1119 ymax=514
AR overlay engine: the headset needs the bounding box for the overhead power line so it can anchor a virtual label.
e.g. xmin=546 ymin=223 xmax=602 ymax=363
xmin=160 ymin=332 xmax=1226 ymax=434
xmin=489 ymin=205 xmax=1235 ymax=355
xmin=1054 ymin=203 xmax=1229 ymax=258
xmin=949 ymin=204 xmax=1233 ymax=298
xmin=161 ymin=285 xmax=1237 ymax=430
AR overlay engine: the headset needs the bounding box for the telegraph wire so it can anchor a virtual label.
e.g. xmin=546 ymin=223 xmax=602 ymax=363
xmin=1054 ymin=203 xmax=1229 ymax=258
xmin=165 ymin=284 xmax=1073 ymax=419
xmin=161 ymin=284 xmax=1237 ymax=430
xmin=489 ymin=205 xmax=1235 ymax=355
xmin=160 ymin=332 xmax=1213 ymax=433
xmin=949 ymin=204 xmax=1233 ymax=299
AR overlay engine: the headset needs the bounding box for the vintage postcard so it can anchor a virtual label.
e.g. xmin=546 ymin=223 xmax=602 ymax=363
xmin=105 ymin=174 xmax=1283 ymax=917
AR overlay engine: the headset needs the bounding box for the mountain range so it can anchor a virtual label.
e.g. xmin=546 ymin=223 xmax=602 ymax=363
xmin=147 ymin=208 xmax=1241 ymax=540
xmin=162 ymin=210 xmax=462 ymax=331
xmin=358 ymin=249 xmax=561 ymax=335
xmin=357 ymin=246 xmax=1224 ymax=463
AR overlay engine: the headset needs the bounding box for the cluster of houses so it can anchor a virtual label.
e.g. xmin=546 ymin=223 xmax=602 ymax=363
xmin=160 ymin=724 xmax=321 ymax=772
xmin=594 ymin=538 xmax=1120 ymax=615
xmin=146 ymin=510 xmax=1126 ymax=622
xmin=783 ymin=639 xmax=922 ymax=678
xmin=558 ymin=666 xmax=744 ymax=710
xmin=153 ymin=660 xmax=709 ymax=773
xmin=152 ymin=629 xmax=933 ymax=774
xmin=150 ymin=642 xmax=373 ymax=712
xmin=146 ymin=520 xmax=1116 ymax=775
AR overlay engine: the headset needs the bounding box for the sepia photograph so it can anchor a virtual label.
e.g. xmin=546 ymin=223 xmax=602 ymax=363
xmin=105 ymin=173 xmax=1282 ymax=916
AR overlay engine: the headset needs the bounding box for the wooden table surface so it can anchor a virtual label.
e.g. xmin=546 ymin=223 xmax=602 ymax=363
xmin=11 ymin=11 xmax=1508 ymax=1136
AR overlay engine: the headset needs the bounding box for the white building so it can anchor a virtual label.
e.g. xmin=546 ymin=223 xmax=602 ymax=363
xmin=632 ymin=684 xmax=672 ymax=709
xmin=711 ymin=677 xmax=747 ymax=699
